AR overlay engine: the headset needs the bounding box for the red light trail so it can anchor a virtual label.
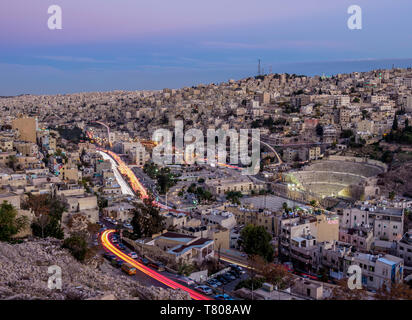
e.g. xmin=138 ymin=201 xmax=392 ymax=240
xmin=100 ymin=229 xmax=212 ymax=300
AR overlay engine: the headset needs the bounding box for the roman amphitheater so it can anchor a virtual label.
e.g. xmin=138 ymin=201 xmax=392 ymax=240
xmin=283 ymin=156 xmax=387 ymax=202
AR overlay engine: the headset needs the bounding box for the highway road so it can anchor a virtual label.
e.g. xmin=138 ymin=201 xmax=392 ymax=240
xmin=98 ymin=150 xmax=135 ymax=197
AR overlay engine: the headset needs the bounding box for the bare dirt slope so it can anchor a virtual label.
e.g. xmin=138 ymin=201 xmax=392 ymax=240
xmin=378 ymin=161 xmax=412 ymax=198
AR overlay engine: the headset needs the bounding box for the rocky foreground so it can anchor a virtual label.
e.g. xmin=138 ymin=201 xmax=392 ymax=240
xmin=0 ymin=238 xmax=190 ymax=300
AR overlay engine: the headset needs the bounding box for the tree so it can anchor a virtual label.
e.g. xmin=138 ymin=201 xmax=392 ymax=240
xmin=381 ymin=150 xmax=394 ymax=164
xmin=392 ymin=115 xmax=398 ymax=131
xmin=130 ymin=194 xmax=165 ymax=238
xmin=62 ymin=232 xmax=88 ymax=262
xmin=282 ymin=202 xmax=289 ymax=213
xmin=310 ymin=200 xmax=318 ymax=208
xmin=328 ymin=279 xmax=368 ymax=300
xmin=315 ymin=124 xmax=324 ymax=137
xmin=248 ymin=255 xmax=293 ymax=289
xmin=374 ymin=283 xmax=412 ymax=300
xmin=187 ymin=183 xmax=197 ymax=194
xmin=7 ymin=155 xmax=18 ymax=171
xmin=195 ymin=187 xmax=213 ymax=203
xmin=239 ymin=224 xmax=274 ymax=262
xmin=0 ymin=201 xmax=28 ymax=242
xmin=23 ymin=194 xmax=66 ymax=239
xmin=225 ymin=191 xmax=243 ymax=205
xmin=157 ymin=168 xmax=176 ymax=194
xmin=341 ymin=129 xmax=354 ymax=139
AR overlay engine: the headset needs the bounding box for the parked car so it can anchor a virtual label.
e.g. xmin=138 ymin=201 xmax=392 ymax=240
xmin=176 ymin=276 xmax=195 ymax=286
xmin=223 ymin=273 xmax=236 ymax=281
xmin=230 ymin=264 xmax=244 ymax=274
xmin=207 ymin=279 xmax=220 ymax=288
xmin=141 ymin=258 xmax=149 ymax=265
xmin=228 ymin=271 xmax=239 ymax=279
xmin=123 ymin=223 xmax=133 ymax=229
xmin=212 ymin=279 xmax=222 ymax=286
xmin=111 ymin=258 xmax=124 ymax=268
xmin=214 ymin=294 xmax=234 ymax=300
xmin=148 ymin=262 xmax=165 ymax=272
xmin=217 ymin=275 xmax=229 ymax=284
xmin=116 ymin=243 xmax=126 ymax=250
xmin=103 ymin=253 xmax=115 ymax=261
xmin=194 ymin=285 xmax=213 ymax=295
xmin=128 ymin=252 xmax=138 ymax=259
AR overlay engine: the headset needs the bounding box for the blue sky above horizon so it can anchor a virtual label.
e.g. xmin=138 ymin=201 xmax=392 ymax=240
xmin=1 ymin=0 xmax=412 ymax=95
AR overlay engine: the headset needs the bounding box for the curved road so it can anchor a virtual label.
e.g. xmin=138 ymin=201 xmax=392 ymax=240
xmin=100 ymin=229 xmax=212 ymax=300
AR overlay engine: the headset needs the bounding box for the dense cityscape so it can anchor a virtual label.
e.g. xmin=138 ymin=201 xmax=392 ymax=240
xmin=1 ymin=67 xmax=412 ymax=301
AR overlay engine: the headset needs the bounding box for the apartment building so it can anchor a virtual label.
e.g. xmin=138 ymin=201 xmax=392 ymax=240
xmin=397 ymin=230 xmax=412 ymax=267
xmin=339 ymin=226 xmax=374 ymax=252
xmin=60 ymin=163 xmax=80 ymax=182
xmin=103 ymin=202 xmax=135 ymax=222
xmin=14 ymin=141 xmax=38 ymax=157
xmin=149 ymin=231 xmax=214 ymax=265
xmin=225 ymin=206 xmax=278 ymax=236
xmin=11 ymin=117 xmax=37 ymax=143
xmin=278 ymin=212 xmax=340 ymax=270
xmin=180 ymin=225 xmax=230 ymax=250
xmin=350 ymin=253 xmax=404 ymax=291
xmin=339 ymin=205 xmax=404 ymax=242
xmin=283 ymin=148 xmax=308 ymax=163
xmin=128 ymin=143 xmax=149 ymax=167
xmin=200 ymin=208 xmax=237 ymax=229
xmin=309 ymin=147 xmax=322 ymax=161
xmin=0 ymin=137 xmax=13 ymax=152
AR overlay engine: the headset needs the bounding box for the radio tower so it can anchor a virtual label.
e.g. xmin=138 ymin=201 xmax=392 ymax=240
xmin=258 ymin=59 xmax=261 ymax=76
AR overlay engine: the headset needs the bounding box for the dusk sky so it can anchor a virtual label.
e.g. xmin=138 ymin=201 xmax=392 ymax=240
xmin=1 ymin=0 xmax=412 ymax=95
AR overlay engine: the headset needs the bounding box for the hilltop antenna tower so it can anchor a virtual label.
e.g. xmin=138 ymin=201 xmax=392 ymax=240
xmin=258 ymin=59 xmax=261 ymax=76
